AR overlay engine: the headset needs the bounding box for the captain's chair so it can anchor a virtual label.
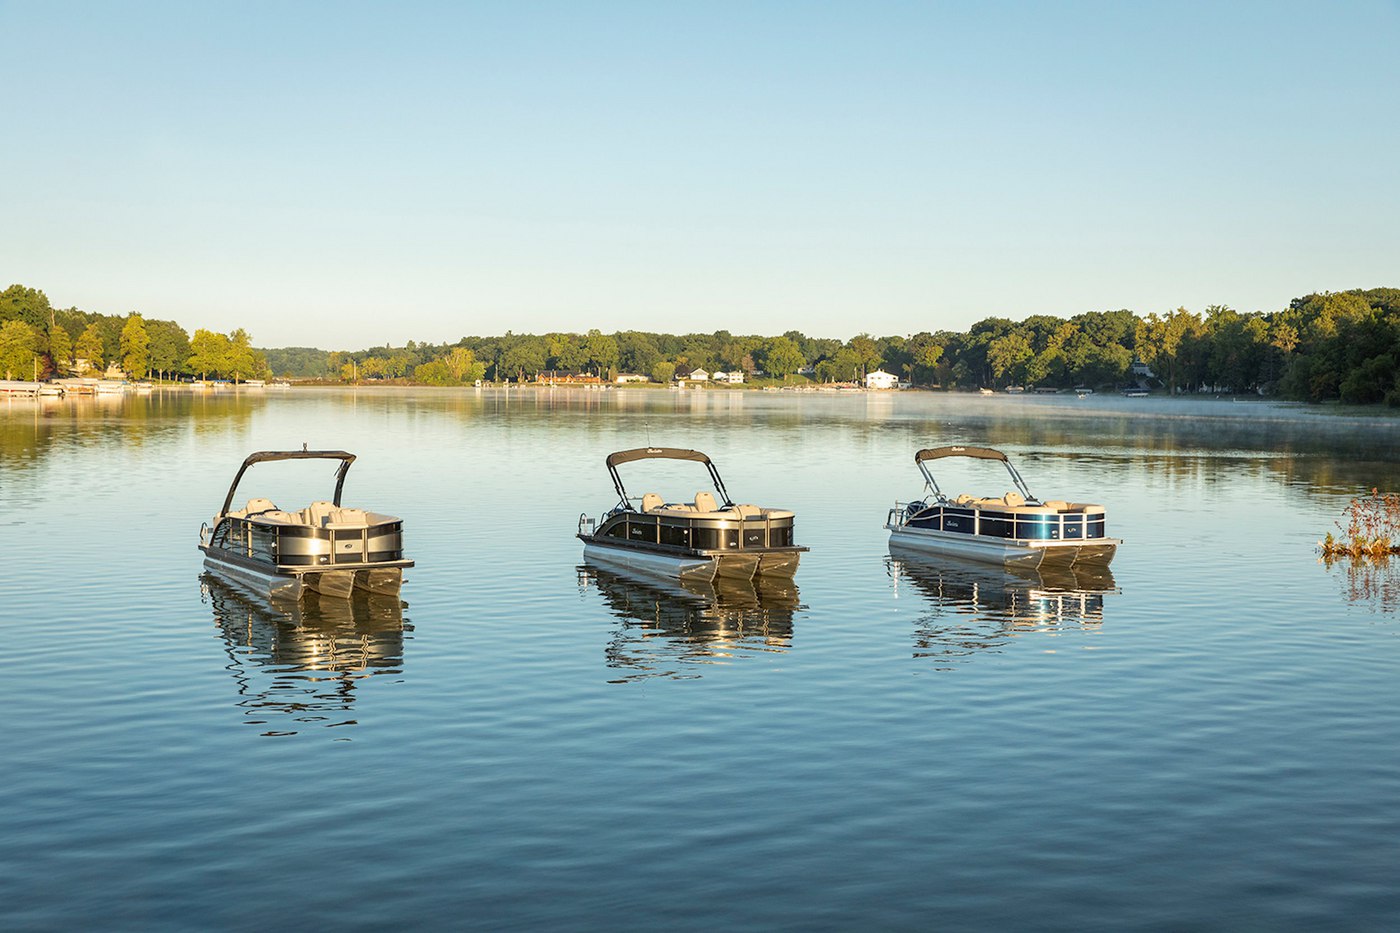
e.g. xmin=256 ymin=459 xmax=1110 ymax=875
xmin=694 ymin=491 xmax=718 ymax=513
xmin=303 ymin=500 xmax=337 ymax=527
xmin=640 ymin=493 xmax=663 ymax=512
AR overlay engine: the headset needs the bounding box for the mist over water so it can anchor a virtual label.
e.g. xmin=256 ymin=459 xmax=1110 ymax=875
xmin=3 ymin=387 xmax=1399 ymax=929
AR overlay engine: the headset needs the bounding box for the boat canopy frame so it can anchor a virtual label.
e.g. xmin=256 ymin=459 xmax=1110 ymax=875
xmin=219 ymin=448 xmax=357 ymax=517
xmin=914 ymin=445 xmax=1036 ymax=504
xmin=604 ymin=447 xmax=734 ymax=511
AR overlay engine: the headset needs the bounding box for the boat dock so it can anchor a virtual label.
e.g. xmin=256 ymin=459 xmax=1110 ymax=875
xmin=0 ymin=380 xmax=44 ymax=397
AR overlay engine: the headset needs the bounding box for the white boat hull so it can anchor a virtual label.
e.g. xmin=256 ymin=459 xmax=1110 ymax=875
xmin=887 ymin=524 xmax=1118 ymax=568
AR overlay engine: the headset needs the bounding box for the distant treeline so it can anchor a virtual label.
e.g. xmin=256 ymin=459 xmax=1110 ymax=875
xmin=4 ymin=284 xmax=1399 ymax=404
xmin=0 ymin=285 xmax=267 ymax=382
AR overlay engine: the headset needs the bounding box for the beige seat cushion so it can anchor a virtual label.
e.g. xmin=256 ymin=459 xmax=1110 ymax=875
xmin=736 ymin=504 xmax=762 ymax=518
xmin=245 ymin=497 xmax=277 ymax=514
xmin=694 ymin=491 xmax=718 ymax=512
xmin=641 ymin=493 xmax=663 ymax=512
xmin=1043 ymin=500 xmax=1069 ymax=510
xmin=328 ymin=507 xmax=367 ymax=526
xmin=302 ymin=500 xmax=337 ymax=526
xmin=1004 ymin=491 xmax=1025 ymax=507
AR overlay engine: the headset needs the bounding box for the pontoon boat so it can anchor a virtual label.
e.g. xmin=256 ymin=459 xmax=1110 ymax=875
xmin=886 ymin=445 xmax=1119 ymax=568
xmin=579 ymin=447 xmax=807 ymax=582
xmin=199 ymin=448 xmax=412 ymax=599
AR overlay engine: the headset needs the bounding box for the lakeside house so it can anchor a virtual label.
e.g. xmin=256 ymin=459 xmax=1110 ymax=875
xmin=675 ymin=367 xmax=710 ymax=382
xmin=711 ymin=370 xmax=744 ymax=384
xmin=614 ymin=373 xmax=648 ymax=384
xmin=865 ymin=369 xmax=899 ymax=390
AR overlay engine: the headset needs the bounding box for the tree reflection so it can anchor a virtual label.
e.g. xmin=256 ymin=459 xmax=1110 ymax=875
xmin=202 ymin=574 xmax=411 ymax=736
xmin=577 ymin=563 xmax=801 ymax=682
xmin=887 ymin=544 xmax=1117 ymax=669
xmin=1320 ymin=554 xmax=1400 ymax=613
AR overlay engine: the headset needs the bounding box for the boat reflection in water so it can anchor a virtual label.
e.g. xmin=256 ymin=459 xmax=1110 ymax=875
xmin=578 ymin=562 xmax=802 ymax=682
xmin=201 ymin=574 xmax=412 ymax=736
xmin=887 ymin=543 xmax=1117 ymax=669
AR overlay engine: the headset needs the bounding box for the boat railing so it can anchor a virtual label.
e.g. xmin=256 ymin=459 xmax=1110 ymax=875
xmin=578 ymin=513 xmax=596 ymax=537
xmin=888 ymin=501 xmax=913 ymax=527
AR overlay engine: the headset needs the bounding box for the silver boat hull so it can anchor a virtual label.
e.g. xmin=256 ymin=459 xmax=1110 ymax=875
xmin=887 ymin=525 xmax=1119 ymax=568
xmin=583 ymin=542 xmax=727 ymax=583
xmin=202 ymin=552 xmax=404 ymax=600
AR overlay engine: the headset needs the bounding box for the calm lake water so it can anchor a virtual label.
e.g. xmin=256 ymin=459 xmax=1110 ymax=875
xmin=3 ymin=387 xmax=1400 ymax=930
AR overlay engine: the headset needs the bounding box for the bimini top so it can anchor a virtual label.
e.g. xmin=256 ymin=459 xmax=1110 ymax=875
xmin=220 ymin=448 xmax=357 ymax=516
xmin=603 ymin=447 xmax=732 ymax=510
xmin=606 ymin=447 xmax=713 ymax=469
xmin=239 ymin=449 xmax=356 ymax=466
xmin=915 ymin=445 xmax=1009 ymax=464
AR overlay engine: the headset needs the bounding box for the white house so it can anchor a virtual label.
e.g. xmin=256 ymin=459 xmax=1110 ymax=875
xmin=676 ymin=367 xmax=710 ymax=382
xmin=711 ymin=370 xmax=744 ymax=384
xmin=614 ymin=373 xmax=648 ymax=384
xmin=1130 ymin=358 xmax=1155 ymax=378
xmin=865 ymin=369 xmax=899 ymax=390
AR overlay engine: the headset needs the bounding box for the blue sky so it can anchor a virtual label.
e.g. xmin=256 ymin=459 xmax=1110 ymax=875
xmin=2 ymin=1 xmax=1397 ymax=348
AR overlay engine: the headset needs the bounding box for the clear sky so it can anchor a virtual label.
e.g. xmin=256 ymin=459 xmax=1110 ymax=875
xmin=2 ymin=1 xmax=1397 ymax=349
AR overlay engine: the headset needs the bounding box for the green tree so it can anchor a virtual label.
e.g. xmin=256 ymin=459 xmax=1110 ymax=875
xmin=225 ymin=329 xmax=257 ymax=382
xmin=147 ymin=320 xmax=191 ymax=378
xmin=847 ymin=334 xmax=882 ymax=377
xmin=0 ymin=285 xmax=52 ymax=329
xmin=413 ymin=359 xmax=456 ymax=385
xmin=581 ymin=329 xmax=619 ymax=376
xmin=815 ymin=348 xmax=862 ymax=383
xmin=120 ymin=313 xmax=151 ymax=378
xmin=987 ymin=331 xmax=1033 ymax=385
xmin=188 ymin=329 xmax=229 ymax=378
xmin=75 ymin=323 xmax=105 ymax=373
xmin=650 ymin=360 xmax=676 ymax=384
xmin=499 ymin=335 xmax=548 ymax=381
xmin=444 ymin=347 xmax=486 ymax=383
xmin=0 ymin=319 xmax=40 ymax=379
xmin=907 ymin=333 xmax=944 ymax=385
xmin=759 ymin=336 xmax=804 ymax=378
xmin=617 ymin=331 xmax=662 ymax=375
xmin=548 ymin=333 xmax=587 ymax=372
xmin=1136 ymin=307 xmax=1203 ymax=394
xmin=47 ymin=323 xmax=72 ymax=373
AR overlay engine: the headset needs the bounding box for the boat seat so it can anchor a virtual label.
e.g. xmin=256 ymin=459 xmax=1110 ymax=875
xmin=327 ymin=507 xmax=368 ymax=526
xmin=302 ymin=500 xmax=338 ymax=526
xmin=252 ymin=510 xmax=299 ymax=524
xmin=736 ymin=504 xmax=763 ymax=518
xmin=641 ymin=493 xmax=663 ymax=512
xmin=954 ymin=494 xmax=976 ymax=505
xmin=245 ymin=497 xmax=277 ymax=514
xmin=694 ymin=491 xmax=718 ymax=512
xmin=1004 ymin=491 xmax=1025 ymax=507
xmin=1043 ymin=500 xmax=1070 ymax=511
